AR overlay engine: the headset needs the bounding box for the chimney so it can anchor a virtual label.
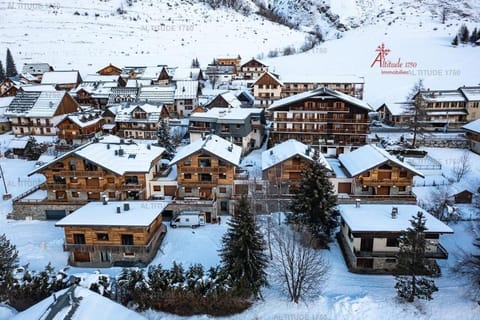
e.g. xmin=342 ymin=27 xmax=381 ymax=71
xmin=116 ymin=206 xmax=121 ymax=214
xmin=391 ymin=207 xmax=398 ymax=219
xmin=355 ymin=199 xmax=361 ymax=208
xmin=124 ymin=202 xmax=130 ymax=211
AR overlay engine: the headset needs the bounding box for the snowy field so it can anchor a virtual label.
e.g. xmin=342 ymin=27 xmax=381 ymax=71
xmin=1 ymin=142 xmax=480 ymax=319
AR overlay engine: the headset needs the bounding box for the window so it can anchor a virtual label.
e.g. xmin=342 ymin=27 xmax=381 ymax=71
xmin=69 ymin=160 xmax=76 ymax=171
xmin=121 ymin=234 xmax=134 ymax=245
xmin=100 ymin=252 xmax=111 ymax=262
xmin=70 ymin=177 xmax=78 ymax=183
xmin=107 ymin=177 xmax=115 ymax=184
xmin=184 ymin=187 xmax=192 ymax=193
xmin=71 ymin=191 xmax=79 ymax=198
xmin=218 ymin=160 xmax=227 ymax=167
xmin=73 ymin=233 xmax=85 ymax=244
xmin=153 ymin=185 xmax=161 ymax=191
xmin=219 ymin=173 xmax=227 ymax=180
xmin=386 ymin=238 xmax=398 ymax=247
xmin=219 ymin=187 xmax=227 ymax=193
xmin=108 ymin=192 xmax=116 ymax=198
xmin=398 ymin=186 xmax=406 ymax=192
xmin=184 ymin=160 xmax=191 ymax=166
xmin=97 ymin=233 xmax=109 ymax=241
xmin=125 ymin=176 xmax=138 ymax=184
xmin=361 ymin=185 xmax=369 ymax=191
xmin=184 ymin=173 xmax=192 ymax=179
xmin=198 ymin=158 xmax=211 ymax=168
xmin=123 ymin=252 xmax=135 ymax=257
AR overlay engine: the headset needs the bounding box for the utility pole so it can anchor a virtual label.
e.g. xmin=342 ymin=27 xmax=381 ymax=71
xmin=0 ymin=163 xmax=11 ymax=200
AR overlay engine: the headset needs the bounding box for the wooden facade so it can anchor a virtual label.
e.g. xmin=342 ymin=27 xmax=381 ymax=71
xmin=57 ymin=201 xmax=167 ymax=267
xmin=56 ymin=112 xmax=105 ymax=144
xmin=0 ymin=79 xmax=18 ymax=97
xmin=253 ymin=72 xmax=283 ymax=107
xmin=116 ymin=104 xmax=169 ymax=139
xmin=269 ymin=87 xmax=372 ymax=154
xmin=239 ymin=58 xmax=268 ymax=80
xmin=97 ymin=64 xmax=123 ymax=76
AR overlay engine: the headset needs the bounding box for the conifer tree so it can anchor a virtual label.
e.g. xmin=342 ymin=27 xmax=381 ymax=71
xmin=460 ymin=24 xmax=470 ymax=44
xmin=5 ymin=48 xmax=18 ymax=77
xmin=470 ymin=28 xmax=478 ymax=44
xmin=287 ymin=160 xmax=338 ymax=248
xmin=0 ymin=234 xmax=18 ymax=300
xmin=395 ymin=211 xmax=439 ymax=302
xmin=0 ymin=61 xmax=5 ymax=82
xmin=156 ymin=118 xmax=175 ymax=160
xmin=451 ymin=35 xmax=459 ymax=46
xmin=219 ymin=196 xmax=268 ymax=298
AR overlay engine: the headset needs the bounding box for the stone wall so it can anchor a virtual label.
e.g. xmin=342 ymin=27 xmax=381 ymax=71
xmin=415 ymin=137 xmax=470 ymax=149
xmin=8 ymin=202 xmax=85 ymax=220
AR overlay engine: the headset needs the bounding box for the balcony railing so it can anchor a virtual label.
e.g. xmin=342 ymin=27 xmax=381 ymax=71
xmin=354 ymin=243 xmax=448 ymax=259
xmin=59 ymin=170 xmax=104 ymax=177
xmin=120 ymin=183 xmax=146 ymax=191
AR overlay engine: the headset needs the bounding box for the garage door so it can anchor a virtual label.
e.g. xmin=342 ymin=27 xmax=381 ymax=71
xmin=338 ymin=183 xmax=351 ymax=194
xmin=45 ymin=210 xmax=66 ymax=220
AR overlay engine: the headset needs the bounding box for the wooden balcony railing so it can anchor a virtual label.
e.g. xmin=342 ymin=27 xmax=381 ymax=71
xmin=120 ymin=183 xmax=146 ymax=191
xmin=59 ymin=170 xmax=104 ymax=177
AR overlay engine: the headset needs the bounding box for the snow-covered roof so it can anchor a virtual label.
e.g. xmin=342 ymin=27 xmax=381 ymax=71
xmin=190 ymin=107 xmax=261 ymax=123
xmin=339 ymin=204 xmax=453 ymax=234
xmin=171 ymin=67 xmax=202 ymax=81
xmin=107 ymin=87 xmax=139 ymax=105
xmin=241 ymin=57 xmax=268 ymax=68
xmin=218 ymin=91 xmax=242 ymax=108
xmin=419 ymin=90 xmax=466 ymax=103
xmin=5 ymin=91 xmax=72 ymax=118
xmin=138 ymin=86 xmax=175 ymax=104
xmin=20 ymin=84 xmax=57 ymax=92
xmin=378 ymin=102 xmax=414 ymax=116
xmin=82 ymin=74 xmax=120 ymax=83
xmin=170 ymin=134 xmax=241 ymax=167
xmin=0 ymin=96 xmax=14 ymax=107
xmin=326 ymin=158 xmax=349 ymax=179
xmin=56 ymin=200 xmax=169 ymax=227
xmin=8 ymin=137 xmax=30 ymax=149
xmin=253 ymin=71 xmax=284 ymax=86
xmin=140 ymin=66 xmax=165 ymax=80
xmin=459 ymin=86 xmax=480 ymax=101
xmin=62 ymin=110 xmax=103 ymax=128
xmin=174 ymin=80 xmax=199 ymax=99
xmin=262 ymin=139 xmax=332 ymax=171
xmin=269 ymin=87 xmax=372 ymax=111
xmin=30 ymin=138 xmax=165 ymax=176
xmin=41 ymin=71 xmax=81 ymax=84
xmin=126 ymin=79 xmax=152 ymax=88
xmin=12 ymin=285 xmax=147 ymax=320
xmin=21 ymin=63 xmax=52 ymax=75
xmin=338 ymin=144 xmax=424 ymax=177
xmin=463 ymin=119 xmax=480 ymax=134
xmin=281 ymin=74 xmax=365 ymax=84
xmin=115 ymin=103 xmax=165 ymax=123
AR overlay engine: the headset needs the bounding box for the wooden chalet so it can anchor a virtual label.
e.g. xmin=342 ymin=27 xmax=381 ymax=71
xmin=12 ymin=137 xmax=166 ymax=220
xmin=281 ymin=75 xmax=365 ymax=100
xmin=169 ymin=134 xmax=242 ymax=220
xmin=5 ymin=91 xmax=80 ymax=136
xmin=268 ymin=87 xmax=373 ymax=155
xmin=215 ymin=55 xmax=241 ymax=73
xmin=56 ymin=200 xmax=168 ymax=267
xmin=56 ymin=109 xmax=105 ymax=144
xmin=115 ymin=103 xmax=169 ymax=139
xmin=0 ymin=96 xmax=14 ymax=133
xmin=463 ymin=119 xmax=480 ymax=154
xmin=73 ymin=74 xmax=124 ymax=108
xmin=337 ymin=144 xmax=424 ymax=198
xmin=262 ymin=139 xmax=332 ymax=194
xmin=96 ymin=63 xmax=123 ymax=76
xmin=41 ymin=71 xmax=82 ymax=90
xmin=376 ymin=102 xmax=414 ymax=127
xmin=253 ymin=72 xmax=283 ymax=107
xmin=239 ymin=58 xmax=269 ymax=80
xmin=204 ymin=91 xmax=242 ymax=109
xmin=337 ymin=204 xmax=453 ymax=273
xmin=0 ymin=78 xmax=20 ymax=97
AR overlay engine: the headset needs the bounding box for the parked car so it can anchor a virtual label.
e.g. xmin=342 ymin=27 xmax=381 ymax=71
xmin=170 ymin=211 xmax=206 ymax=228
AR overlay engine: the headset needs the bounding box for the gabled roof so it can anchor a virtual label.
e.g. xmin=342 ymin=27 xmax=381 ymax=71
xmin=41 ymin=71 xmax=82 ymax=85
xmin=269 ymin=87 xmax=372 ymax=111
xmin=170 ymin=67 xmax=203 ymax=81
xmin=462 ymin=119 xmax=480 ymax=134
xmin=20 ymin=84 xmax=57 ymax=92
xmin=253 ymin=71 xmax=283 ymax=86
xmin=377 ymin=102 xmax=414 ymax=116
xmin=59 ymin=109 xmax=103 ymax=128
xmin=262 ymin=139 xmax=332 ymax=171
xmin=415 ymin=89 xmax=466 ymax=103
xmin=115 ymin=103 xmax=166 ymax=123
xmin=207 ymin=91 xmax=242 ymax=109
xmin=8 ymin=136 xmax=30 ymax=150
xmin=338 ymin=144 xmax=424 ymax=177
xmin=107 ymin=87 xmax=139 ymax=105
xmin=5 ymin=91 xmax=74 ymax=118
xmin=96 ymin=63 xmax=122 ymax=74
xmin=138 ymin=86 xmax=175 ymax=104
xmin=174 ymin=80 xmax=199 ymax=100
xmin=190 ymin=107 xmax=262 ymax=123
xmin=12 ymin=285 xmax=147 ymax=320
xmin=241 ymin=57 xmax=268 ymax=68
xmin=21 ymin=63 xmax=52 ymax=75
xmin=458 ymin=86 xmax=480 ymax=101
xmin=170 ymin=134 xmax=241 ymax=167
xmin=30 ymin=137 xmax=165 ymax=176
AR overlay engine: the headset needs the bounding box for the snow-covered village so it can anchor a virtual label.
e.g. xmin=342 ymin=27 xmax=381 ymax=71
xmin=0 ymin=0 xmax=480 ymax=319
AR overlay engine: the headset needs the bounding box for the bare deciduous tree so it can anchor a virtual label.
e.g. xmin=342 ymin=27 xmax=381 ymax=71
xmin=271 ymin=226 xmax=329 ymax=303
xmin=452 ymin=151 xmax=471 ymax=182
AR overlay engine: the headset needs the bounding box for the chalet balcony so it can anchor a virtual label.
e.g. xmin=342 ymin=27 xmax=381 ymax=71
xmin=354 ymin=243 xmax=448 ymax=259
xmin=181 ymin=179 xmax=218 ymax=186
xmin=59 ymin=170 xmax=104 ymax=177
xmin=181 ymin=167 xmax=228 ymax=173
xmin=283 ymin=165 xmax=304 ymax=172
xmin=64 ymin=225 xmax=165 ymax=255
xmin=359 ymin=179 xmax=412 ymax=186
xmin=120 ymin=183 xmax=146 ymax=191
xmin=58 ymin=132 xmax=96 ymax=140
xmin=42 ymin=183 xmax=68 ymax=191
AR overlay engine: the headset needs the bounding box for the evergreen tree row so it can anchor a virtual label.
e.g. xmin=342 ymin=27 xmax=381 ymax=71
xmin=0 ymin=48 xmax=18 ymax=82
xmin=452 ymin=25 xmax=480 ymax=46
